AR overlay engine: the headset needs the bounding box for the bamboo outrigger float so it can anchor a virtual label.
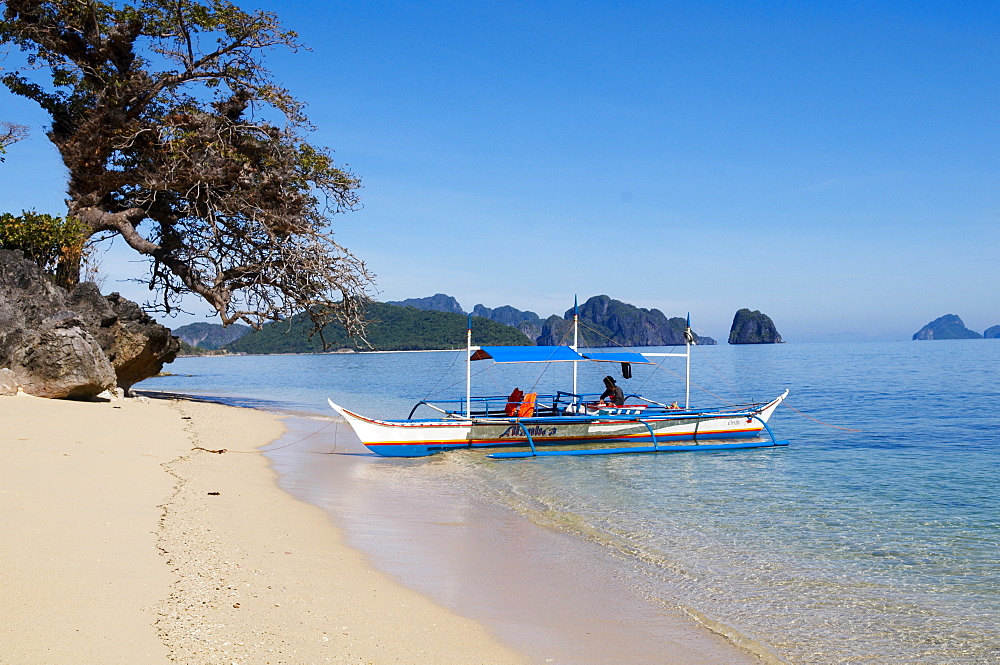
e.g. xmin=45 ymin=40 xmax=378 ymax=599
xmin=329 ymin=303 xmax=789 ymax=458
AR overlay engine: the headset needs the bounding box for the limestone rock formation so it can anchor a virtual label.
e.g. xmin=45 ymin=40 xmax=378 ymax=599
xmin=0 ymin=249 xmax=179 ymax=397
xmin=102 ymin=293 xmax=181 ymax=392
xmin=172 ymin=321 xmax=251 ymax=349
xmin=536 ymin=314 xmax=571 ymax=347
xmin=729 ymin=309 xmax=782 ymax=344
xmin=575 ymin=295 xmax=685 ymax=346
xmin=983 ymin=325 xmax=1000 ymax=339
xmin=472 ymin=304 xmax=543 ymax=341
xmin=385 ymin=294 xmax=717 ymax=347
xmin=912 ymin=315 xmax=982 ymax=340
xmin=386 ymin=293 xmax=465 ymax=314
xmin=17 ymin=311 xmax=117 ymax=398
xmin=536 ymin=295 xmax=716 ymax=347
xmin=0 ymin=368 xmax=19 ymax=395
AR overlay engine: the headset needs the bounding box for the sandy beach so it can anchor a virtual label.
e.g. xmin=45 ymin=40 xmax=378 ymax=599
xmin=0 ymin=393 xmax=527 ymax=664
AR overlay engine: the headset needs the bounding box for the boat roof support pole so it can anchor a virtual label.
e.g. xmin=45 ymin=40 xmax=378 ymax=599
xmin=572 ymin=295 xmax=579 ymax=400
xmin=685 ymin=313 xmax=692 ymax=409
xmin=466 ymin=314 xmax=472 ymax=418
xmin=685 ymin=336 xmax=691 ymax=409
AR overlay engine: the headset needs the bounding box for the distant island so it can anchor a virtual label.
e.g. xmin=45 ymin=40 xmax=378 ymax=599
xmin=534 ymin=295 xmax=716 ymax=347
xmin=173 ymin=321 xmax=251 ymax=349
xmin=983 ymin=325 xmax=1000 ymax=339
xmin=912 ymin=315 xmax=982 ymax=340
xmin=472 ymin=304 xmax=543 ymax=341
xmin=342 ymin=294 xmax=717 ymax=348
xmin=174 ymin=294 xmax=722 ymax=355
xmin=729 ymin=309 xmax=782 ymax=344
xmin=385 ymin=293 xmax=465 ymax=314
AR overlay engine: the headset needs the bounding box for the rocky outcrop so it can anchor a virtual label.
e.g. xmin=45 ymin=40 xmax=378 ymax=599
xmin=16 ymin=310 xmax=118 ymax=398
xmin=729 ymin=309 xmax=782 ymax=344
xmin=386 ymin=293 xmax=718 ymax=346
xmin=537 ymin=314 xmax=571 ymax=346
xmin=574 ymin=296 xmax=686 ymax=346
xmin=0 ymin=368 xmax=16 ymax=395
xmin=912 ymin=315 xmax=982 ymax=340
xmin=99 ymin=293 xmax=181 ymax=392
xmin=173 ymin=321 xmax=250 ymax=349
xmin=0 ymin=249 xmax=179 ymax=398
xmin=386 ymin=293 xmax=465 ymax=314
xmin=536 ymin=295 xmax=716 ymax=346
xmin=472 ymin=304 xmax=543 ymax=341
xmin=983 ymin=325 xmax=1000 ymax=339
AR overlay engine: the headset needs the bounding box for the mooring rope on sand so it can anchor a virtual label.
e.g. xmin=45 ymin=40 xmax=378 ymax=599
xmin=190 ymin=412 xmax=339 ymax=454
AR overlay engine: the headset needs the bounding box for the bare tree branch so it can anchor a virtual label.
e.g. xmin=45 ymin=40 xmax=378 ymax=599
xmin=0 ymin=121 xmax=29 ymax=159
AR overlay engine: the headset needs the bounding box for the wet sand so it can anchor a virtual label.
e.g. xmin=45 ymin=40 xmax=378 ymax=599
xmin=0 ymin=393 xmax=527 ymax=664
xmin=267 ymin=416 xmax=766 ymax=665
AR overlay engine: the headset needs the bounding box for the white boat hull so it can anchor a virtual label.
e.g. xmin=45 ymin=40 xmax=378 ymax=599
xmin=328 ymin=391 xmax=788 ymax=457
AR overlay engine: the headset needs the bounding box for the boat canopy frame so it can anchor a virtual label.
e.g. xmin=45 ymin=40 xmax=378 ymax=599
xmin=462 ymin=303 xmax=696 ymax=418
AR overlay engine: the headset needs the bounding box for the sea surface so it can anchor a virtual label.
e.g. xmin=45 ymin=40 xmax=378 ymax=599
xmin=139 ymin=340 xmax=1000 ymax=664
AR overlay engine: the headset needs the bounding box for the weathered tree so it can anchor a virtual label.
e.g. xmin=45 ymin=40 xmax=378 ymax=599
xmin=0 ymin=0 xmax=373 ymax=334
xmin=0 ymin=120 xmax=28 ymax=158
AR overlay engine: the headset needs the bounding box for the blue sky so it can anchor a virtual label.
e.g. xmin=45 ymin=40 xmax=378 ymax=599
xmin=1 ymin=1 xmax=997 ymax=341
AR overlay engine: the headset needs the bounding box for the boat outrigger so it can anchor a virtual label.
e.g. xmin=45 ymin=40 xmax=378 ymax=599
xmin=328 ymin=307 xmax=789 ymax=459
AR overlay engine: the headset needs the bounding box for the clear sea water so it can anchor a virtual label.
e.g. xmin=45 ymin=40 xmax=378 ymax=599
xmin=139 ymin=340 xmax=1000 ymax=664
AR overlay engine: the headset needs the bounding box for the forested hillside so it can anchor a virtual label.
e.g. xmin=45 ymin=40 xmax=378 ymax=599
xmin=225 ymin=303 xmax=531 ymax=353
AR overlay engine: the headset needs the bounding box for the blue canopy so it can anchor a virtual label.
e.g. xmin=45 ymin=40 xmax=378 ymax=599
xmin=471 ymin=346 xmax=585 ymax=363
xmin=582 ymin=351 xmax=654 ymax=365
xmin=471 ymin=346 xmax=655 ymax=364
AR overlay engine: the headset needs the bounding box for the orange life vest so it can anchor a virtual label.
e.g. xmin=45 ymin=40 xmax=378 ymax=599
xmin=517 ymin=392 xmax=537 ymax=418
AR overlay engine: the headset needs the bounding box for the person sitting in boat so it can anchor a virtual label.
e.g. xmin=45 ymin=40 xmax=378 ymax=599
xmin=599 ymin=376 xmax=625 ymax=406
xmin=668 ymin=401 xmax=680 ymax=410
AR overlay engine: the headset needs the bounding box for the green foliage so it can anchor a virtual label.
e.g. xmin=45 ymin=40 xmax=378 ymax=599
xmin=176 ymin=340 xmax=216 ymax=356
xmin=226 ymin=303 xmax=532 ymax=354
xmin=0 ymin=210 xmax=88 ymax=277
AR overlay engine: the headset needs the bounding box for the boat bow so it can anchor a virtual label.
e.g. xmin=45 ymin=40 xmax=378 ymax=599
xmin=328 ymin=398 xmax=474 ymax=457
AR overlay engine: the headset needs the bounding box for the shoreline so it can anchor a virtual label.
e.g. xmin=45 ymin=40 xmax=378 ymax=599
xmin=266 ymin=415 xmax=768 ymax=665
xmin=0 ymin=393 xmax=527 ymax=664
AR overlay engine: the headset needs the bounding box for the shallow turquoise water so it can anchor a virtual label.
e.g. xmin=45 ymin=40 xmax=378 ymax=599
xmin=141 ymin=340 xmax=1000 ymax=663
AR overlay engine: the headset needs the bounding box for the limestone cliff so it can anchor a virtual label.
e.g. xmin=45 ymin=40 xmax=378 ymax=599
xmin=912 ymin=315 xmax=982 ymax=340
xmin=472 ymin=304 xmax=543 ymax=342
xmin=536 ymin=295 xmax=716 ymax=347
xmin=728 ymin=309 xmax=782 ymax=344
xmin=0 ymin=249 xmax=179 ymax=397
xmin=388 ymin=293 xmax=718 ymax=346
xmin=173 ymin=322 xmax=251 ymax=350
xmin=386 ymin=293 xmax=465 ymax=314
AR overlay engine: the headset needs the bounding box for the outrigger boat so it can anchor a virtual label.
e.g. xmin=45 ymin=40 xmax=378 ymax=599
xmin=328 ymin=308 xmax=789 ymax=459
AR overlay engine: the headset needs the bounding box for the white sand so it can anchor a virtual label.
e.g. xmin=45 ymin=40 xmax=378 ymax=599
xmin=0 ymin=394 xmax=528 ymax=664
